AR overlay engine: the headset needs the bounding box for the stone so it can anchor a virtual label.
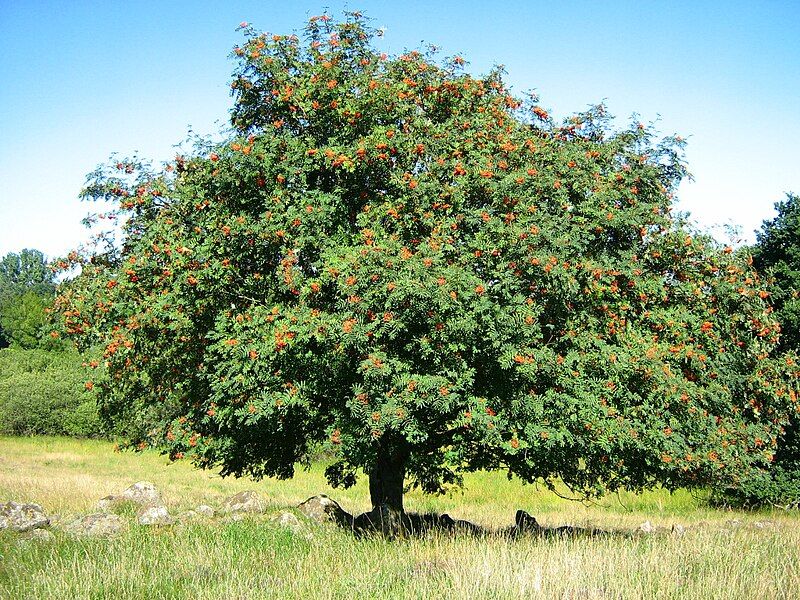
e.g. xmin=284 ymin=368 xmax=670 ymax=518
xmin=671 ymin=524 xmax=686 ymax=535
xmin=221 ymin=490 xmax=266 ymax=515
xmin=638 ymin=520 xmax=655 ymax=534
xmin=353 ymin=505 xmax=405 ymax=536
xmin=273 ymin=511 xmax=302 ymax=531
xmin=66 ymin=513 xmax=126 ymax=537
xmin=725 ymin=519 xmax=742 ymax=529
xmin=441 ymin=513 xmax=482 ymax=535
xmin=515 ymin=510 xmax=542 ymax=535
xmin=297 ymin=494 xmax=353 ymax=527
xmin=221 ymin=513 xmax=245 ymax=523
xmin=121 ymin=481 xmax=162 ymax=505
xmin=21 ymin=528 xmax=55 ymax=542
xmin=97 ymin=481 xmax=164 ymax=512
xmin=552 ymin=525 xmax=584 ymax=537
xmin=96 ymin=495 xmax=123 ymax=512
xmin=0 ymin=501 xmax=50 ymax=532
xmin=403 ymin=512 xmax=457 ymax=535
xmin=138 ymin=505 xmax=173 ymax=526
xmin=179 ymin=505 xmax=214 ymax=521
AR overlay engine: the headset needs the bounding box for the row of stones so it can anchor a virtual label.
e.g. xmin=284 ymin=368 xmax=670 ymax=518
xmin=3 ymin=482 xmax=778 ymax=540
xmin=1 ymin=482 xmax=294 ymax=539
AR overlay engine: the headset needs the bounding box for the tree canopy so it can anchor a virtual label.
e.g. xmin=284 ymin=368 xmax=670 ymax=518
xmin=753 ymin=194 xmax=800 ymax=353
xmin=715 ymin=193 xmax=800 ymax=508
xmin=0 ymin=249 xmax=56 ymax=349
xmin=56 ymin=13 xmax=798 ymax=518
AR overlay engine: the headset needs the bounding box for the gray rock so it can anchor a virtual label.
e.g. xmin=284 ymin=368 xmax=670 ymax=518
xmin=726 ymin=519 xmax=742 ymax=529
xmin=137 ymin=505 xmax=173 ymax=526
xmin=21 ymin=528 xmax=55 ymax=542
xmin=96 ymin=495 xmax=123 ymax=512
xmin=273 ymin=511 xmax=302 ymax=531
xmin=453 ymin=518 xmax=482 ymax=534
xmin=66 ymin=513 xmax=126 ymax=537
xmin=221 ymin=513 xmax=245 ymax=524
xmin=97 ymin=481 xmax=164 ymax=512
xmin=297 ymin=494 xmax=353 ymax=527
xmin=122 ymin=481 xmax=162 ymax=505
xmin=0 ymin=501 xmax=50 ymax=532
xmin=671 ymin=523 xmax=686 ymax=535
xmin=179 ymin=505 xmax=214 ymax=521
xmin=221 ymin=491 xmax=266 ymax=515
xmin=353 ymin=505 xmax=405 ymax=537
xmin=638 ymin=520 xmax=655 ymax=534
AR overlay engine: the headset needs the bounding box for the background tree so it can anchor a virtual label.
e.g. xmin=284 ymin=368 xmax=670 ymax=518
xmin=0 ymin=249 xmax=100 ymax=438
xmin=57 ymin=13 xmax=798 ymax=525
xmin=0 ymin=249 xmax=56 ymax=349
xmin=753 ymin=194 xmax=800 ymax=354
xmin=715 ymin=193 xmax=800 ymax=507
xmin=0 ymin=291 xmax=52 ymax=350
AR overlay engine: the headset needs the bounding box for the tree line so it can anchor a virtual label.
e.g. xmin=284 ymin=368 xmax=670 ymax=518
xmin=0 ymin=249 xmax=102 ymax=437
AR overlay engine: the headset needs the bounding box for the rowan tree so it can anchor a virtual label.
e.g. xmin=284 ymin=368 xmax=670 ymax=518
xmin=56 ymin=13 xmax=798 ymax=522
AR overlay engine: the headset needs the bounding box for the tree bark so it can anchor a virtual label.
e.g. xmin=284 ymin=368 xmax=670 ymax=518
xmin=369 ymin=439 xmax=408 ymax=510
xmin=363 ymin=439 xmax=408 ymax=536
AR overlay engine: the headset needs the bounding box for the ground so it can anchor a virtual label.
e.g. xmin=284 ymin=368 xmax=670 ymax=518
xmin=1 ymin=436 xmax=798 ymax=599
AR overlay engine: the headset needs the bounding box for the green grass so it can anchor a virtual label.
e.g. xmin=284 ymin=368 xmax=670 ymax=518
xmin=1 ymin=436 xmax=798 ymax=599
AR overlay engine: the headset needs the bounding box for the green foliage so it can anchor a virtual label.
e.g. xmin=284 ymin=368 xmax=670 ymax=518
xmin=0 ymin=249 xmax=55 ymax=301
xmin=753 ymin=194 xmax=800 ymax=353
xmin=0 ymin=249 xmax=57 ymax=349
xmin=715 ymin=193 xmax=800 ymax=508
xmin=0 ymin=291 xmax=51 ymax=349
xmin=57 ymin=13 xmax=798 ymax=506
xmin=0 ymin=348 xmax=103 ymax=437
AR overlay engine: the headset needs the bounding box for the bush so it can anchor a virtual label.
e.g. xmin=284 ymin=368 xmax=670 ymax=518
xmin=0 ymin=348 xmax=104 ymax=437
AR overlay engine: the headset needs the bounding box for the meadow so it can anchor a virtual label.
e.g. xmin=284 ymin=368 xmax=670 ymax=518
xmin=1 ymin=436 xmax=798 ymax=599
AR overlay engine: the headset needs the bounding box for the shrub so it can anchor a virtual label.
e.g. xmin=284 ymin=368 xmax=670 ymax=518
xmin=0 ymin=348 xmax=104 ymax=437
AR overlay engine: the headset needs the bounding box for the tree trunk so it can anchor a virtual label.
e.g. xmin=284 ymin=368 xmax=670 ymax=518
xmin=364 ymin=439 xmax=408 ymax=536
xmin=368 ymin=447 xmax=406 ymax=513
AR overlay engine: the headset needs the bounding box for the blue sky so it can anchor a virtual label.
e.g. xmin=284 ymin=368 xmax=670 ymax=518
xmin=1 ymin=0 xmax=798 ymax=258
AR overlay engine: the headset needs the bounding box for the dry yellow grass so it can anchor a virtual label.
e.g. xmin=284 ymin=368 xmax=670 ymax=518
xmin=1 ymin=436 xmax=799 ymax=599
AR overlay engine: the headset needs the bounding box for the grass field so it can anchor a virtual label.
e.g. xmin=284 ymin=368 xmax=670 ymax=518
xmin=1 ymin=436 xmax=798 ymax=599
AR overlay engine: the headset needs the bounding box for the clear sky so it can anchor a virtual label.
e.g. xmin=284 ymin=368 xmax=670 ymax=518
xmin=1 ymin=0 xmax=798 ymax=259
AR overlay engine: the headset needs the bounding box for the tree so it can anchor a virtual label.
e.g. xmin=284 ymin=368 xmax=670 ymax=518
xmin=56 ymin=13 xmax=798 ymax=527
xmin=714 ymin=193 xmax=800 ymax=507
xmin=0 ymin=291 xmax=51 ymax=349
xmin=0 ymin=249 xmax=56 ymax=349
xmin=753 ymin=194 xmax=800 ymax=354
